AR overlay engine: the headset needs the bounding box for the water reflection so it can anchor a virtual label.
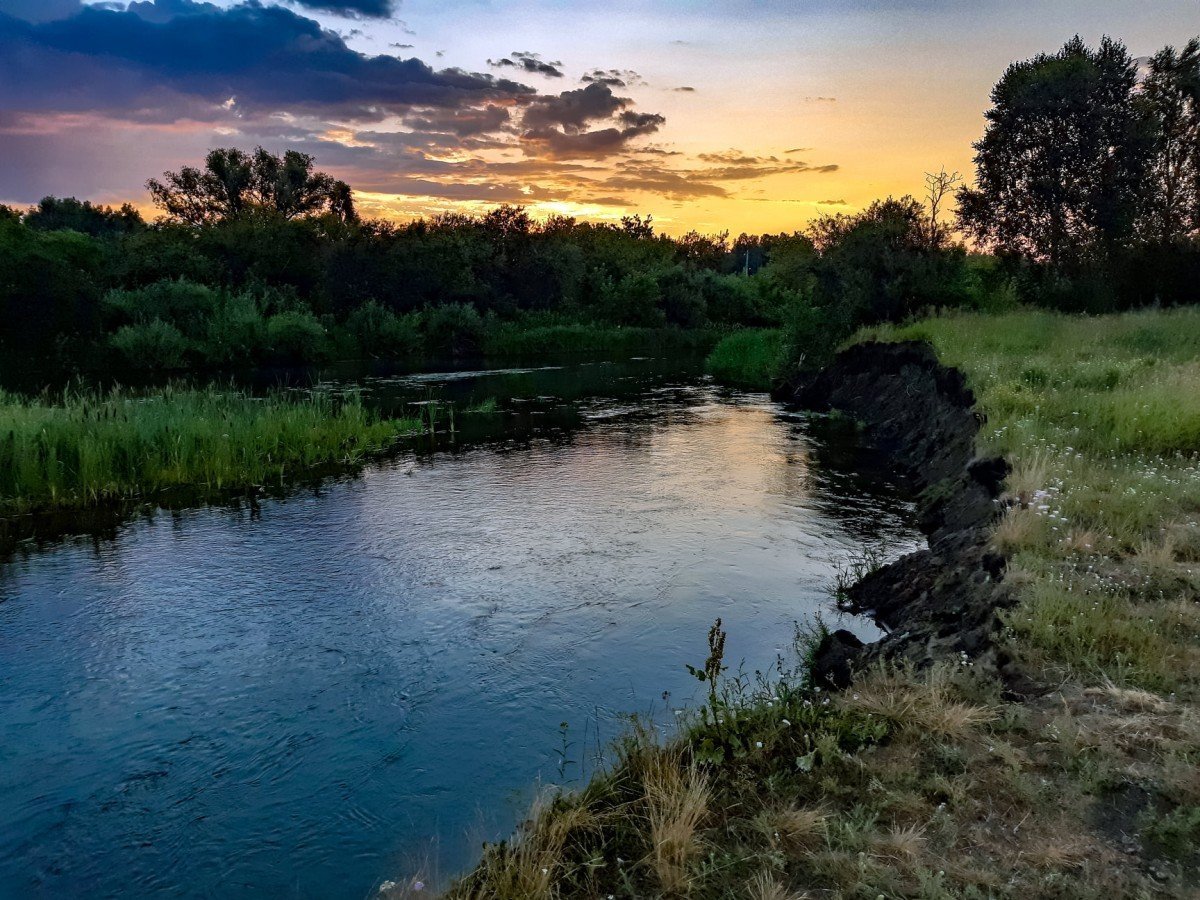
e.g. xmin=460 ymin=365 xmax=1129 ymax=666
xmin=0 ymin=358 xmax=919 ymax=899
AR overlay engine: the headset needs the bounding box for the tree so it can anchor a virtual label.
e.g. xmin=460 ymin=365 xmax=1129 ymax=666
xmin=922 ymin=167 xmax=963 ymax=249
xmin=147 ymin=147 xmax=356 ymax=226
xmin=1138 ymin=39 xmax=1200 ymax=244
xmin=957 ymin=36 xmax=1149 ymax=270
xmin=24 ymin=196 xmax=144 ymax=238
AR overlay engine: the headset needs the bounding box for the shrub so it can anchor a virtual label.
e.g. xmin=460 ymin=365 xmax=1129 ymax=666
xmin=103 ymin=279 xmax=220 ymax=339
xmin=422 ymin=302 xmax=486 ymax=356
xmin=108 ymin=319 xmax=192 ymax=370
xmin=265 ymin=310 xmax=329 ymax=364
xmin=598 ymin=272 xmax=667 ymax=327
xmin=705 ymin=329 xmax=784 ymax=389
xmin=203 ymin=291 xmax=268 ymax=366
xmin=345 ymin=301 xmax=422 ymax=358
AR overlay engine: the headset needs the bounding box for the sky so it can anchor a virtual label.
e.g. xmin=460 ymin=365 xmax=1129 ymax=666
xmin=1 ymin=0 xmax=1197 ymax=235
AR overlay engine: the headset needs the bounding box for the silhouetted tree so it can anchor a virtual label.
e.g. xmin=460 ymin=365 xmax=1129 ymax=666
xmin=24 ymin=196 xmax=144 ymax=237
xmin=1138 ymin=39 xmax=1200 ymax=244
xmin=148 ymin=148 xmax=356 ymax=226
xmin=957 ymin=36 xmax=1149 ymax=270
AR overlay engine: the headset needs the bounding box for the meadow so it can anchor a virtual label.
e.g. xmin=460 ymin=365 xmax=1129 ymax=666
xmin=0 ymin=385 xmax=421 ymax=513
xmin=434 ymin=309 xmax=1200 ymax=899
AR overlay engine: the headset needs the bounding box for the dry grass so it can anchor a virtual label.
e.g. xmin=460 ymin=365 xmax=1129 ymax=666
xmin=642 ymin=748 xmax=710 ymax=896
xmin=840 ymin=666 xmax=996 ymax=739
xmin=451 ymin=793 xmax=601 ymax=900
xmin=752 ymin=805 xmax=826 ymax=854
xmin=744 ymin=871 xmax=808 ymax=900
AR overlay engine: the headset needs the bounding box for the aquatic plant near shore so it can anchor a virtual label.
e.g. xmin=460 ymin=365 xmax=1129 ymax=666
xmin=0 ymin=384 xmax=422 ymax=513
xmin=704 ymin=329 xmax=784 ymax=389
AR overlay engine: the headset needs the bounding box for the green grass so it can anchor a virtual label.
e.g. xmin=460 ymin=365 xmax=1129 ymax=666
xmin=703 ymin=328 xmax=784 ymax=389
xmin=0 ymin=384 xmax=421 ymax=513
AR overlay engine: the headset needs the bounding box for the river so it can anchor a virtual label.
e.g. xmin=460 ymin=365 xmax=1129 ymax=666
xmin=0 ymin=356 xmax=919 ymax=898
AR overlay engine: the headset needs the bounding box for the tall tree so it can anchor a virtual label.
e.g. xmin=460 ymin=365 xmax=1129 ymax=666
xmin=957 ymin=36 xmax=1149 ymax=269
xmin=148 ymin=148 xmax=356 ymax=226
xmin=1138 ymin=39 xmax=1200 ymax=244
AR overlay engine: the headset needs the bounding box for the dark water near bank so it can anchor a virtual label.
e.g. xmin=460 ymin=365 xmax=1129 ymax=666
xmin=0 ymin=357 xmax=919 ymax=899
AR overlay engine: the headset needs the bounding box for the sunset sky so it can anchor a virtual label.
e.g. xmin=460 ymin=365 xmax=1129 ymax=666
xmin=1 ymin=0 xmax=1197 ymax=235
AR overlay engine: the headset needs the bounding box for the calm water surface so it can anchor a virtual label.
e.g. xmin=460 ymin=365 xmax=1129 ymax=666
xmin=0 ymin=357 xmax=919 ymax=899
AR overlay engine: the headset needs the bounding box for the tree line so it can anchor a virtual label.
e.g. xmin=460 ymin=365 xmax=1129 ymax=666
xmin=0 ymin=33 xmax=1196 ymax=375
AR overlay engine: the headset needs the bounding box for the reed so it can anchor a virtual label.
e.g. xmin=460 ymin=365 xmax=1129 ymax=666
xmin=0 ymin=384 xmax=421 ymax=512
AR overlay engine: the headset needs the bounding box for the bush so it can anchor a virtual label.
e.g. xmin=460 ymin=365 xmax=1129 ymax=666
xmin=103 ymin=279 xmax=221 ymax=339
xmin=265 ymin=310 xmax=329 ymax=364
xmin=344 ymin=301 xmax=422 ymax=358
xmin=108 ymin=319 xmax=192 ymax=370
xmin=705 ymin=329 xmax=784 ymax=389
xmin=203 ymin=291 xmax=268 ymax=366
xmin=598 ymin=272 xmax=666 ymax=327
xmin=422 ymin=302 xmax=486 ymax=356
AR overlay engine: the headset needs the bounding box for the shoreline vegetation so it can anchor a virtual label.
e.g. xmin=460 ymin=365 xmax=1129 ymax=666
xmin=0 ymin=385 xmax=422 ymax=515
xmin=430 ymin=309 xmax=1200 ymax=898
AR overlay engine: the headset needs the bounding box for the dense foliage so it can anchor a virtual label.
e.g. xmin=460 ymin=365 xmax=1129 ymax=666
xmin=958 ymin=35 xmax=1200 ymax=310
xmin=0 ymin=145 xmax=988 ymax=376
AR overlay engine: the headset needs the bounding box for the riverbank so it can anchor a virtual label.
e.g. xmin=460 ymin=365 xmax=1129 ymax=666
xmin=0 ymin=384 xmax=422 ymax=515
xmin=434 ymin=309 xmax=1200 ymax=898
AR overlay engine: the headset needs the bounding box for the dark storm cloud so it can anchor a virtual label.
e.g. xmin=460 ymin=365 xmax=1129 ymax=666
xmin=488 ymin=51 xmax=564 ymax=78
xmin=0 ymin=0 xmax=533 ymax=120
xmin=288 ymin=0 xmax=397 ymax=18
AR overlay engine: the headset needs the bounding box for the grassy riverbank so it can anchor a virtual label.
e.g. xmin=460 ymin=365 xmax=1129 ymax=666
xmin=430 ymin=309 xmax=1200 ymax=899
xmin=0 ymin=385 xmax=421 ymax=513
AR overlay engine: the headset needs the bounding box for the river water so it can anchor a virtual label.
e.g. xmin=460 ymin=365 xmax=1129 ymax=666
xmin=0 ymin=356 xmax=919 ymax=899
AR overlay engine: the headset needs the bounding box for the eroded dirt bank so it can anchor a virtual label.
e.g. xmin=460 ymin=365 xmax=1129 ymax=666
xmin=780 ymin=340 xmax=1019 ymax=688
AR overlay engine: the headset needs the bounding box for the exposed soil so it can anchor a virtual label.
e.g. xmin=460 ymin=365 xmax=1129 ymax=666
xmin=780 ymin=340 xmax=1021 ymax=688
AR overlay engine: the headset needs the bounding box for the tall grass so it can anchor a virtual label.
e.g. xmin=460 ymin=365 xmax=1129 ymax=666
xmin=0 ymin=384 xmax=421 ymax=512
xmin=703 ymin=328 xmax=784 ymax=389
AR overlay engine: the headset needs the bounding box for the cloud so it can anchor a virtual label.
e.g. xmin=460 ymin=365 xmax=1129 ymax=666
xmin=0 ymin=0 xmax=81 ymax=22
xmin=523 ymin=122 xmax=663 ymax=159
xmin=581 ymin=68 xmax=642 ymax=88
xmin=489 ymin=51 xmax=564 ymax=78
xmin=692 ymin=150 xmax=837 ymax=180
xmin=673 ymin=86 xmax=696 ymax=92
xmin=522 ymin=82 xmax=629 ymax=132
xmin=402 ymin=104 xmax=511 ymax=137
xmin=0 ymin=1 xmax=534 ymax=121
xmin=605 ymin=166 xmax=728 ymax=200
xmin=287 ymin=0 xmax=397 ymax=18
